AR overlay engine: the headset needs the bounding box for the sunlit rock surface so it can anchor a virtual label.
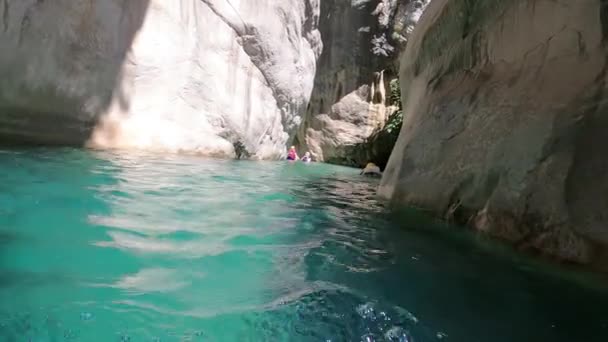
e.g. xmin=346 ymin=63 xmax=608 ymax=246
xmin=381 ymin=0 xmax=608 ymax=265
xmin=0 ymin=0 xmax=321 ymax=159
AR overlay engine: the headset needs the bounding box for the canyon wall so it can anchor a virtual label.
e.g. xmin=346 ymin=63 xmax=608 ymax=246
xmin=297 ymin=0 xmax=428 ymax=168
xmin=381 ymin=0 xmax=608 ymax=266
xmin=0 ymin=0 xmax=321 ymax=159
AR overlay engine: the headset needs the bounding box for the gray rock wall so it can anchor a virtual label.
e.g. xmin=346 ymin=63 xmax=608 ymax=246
xmin=381 ymin=0 xmax=608 ymax=265
xmin=297 ymin=0 xmax=428 ymax=167
xmin=0 ymin=0 xmax=150 ymax=145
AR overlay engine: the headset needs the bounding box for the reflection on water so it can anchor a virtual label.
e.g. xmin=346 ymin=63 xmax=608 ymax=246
xmin=1 ymin=148 xmax=608 ymax=341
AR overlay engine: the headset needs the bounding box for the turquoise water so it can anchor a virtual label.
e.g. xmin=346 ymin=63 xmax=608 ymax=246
xmin=1 ymin=148 xmax=608 ymax=342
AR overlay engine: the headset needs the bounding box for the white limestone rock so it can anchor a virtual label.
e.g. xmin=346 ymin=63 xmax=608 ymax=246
xmin=0 ymin=0 xmax=321 ymax=159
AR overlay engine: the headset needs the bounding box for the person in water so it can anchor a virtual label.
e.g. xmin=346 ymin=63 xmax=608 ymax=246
xmin=287 ymin=146 xmax=299 ymax=160
xmin=301 ymin=152 xmax=312 ymax=163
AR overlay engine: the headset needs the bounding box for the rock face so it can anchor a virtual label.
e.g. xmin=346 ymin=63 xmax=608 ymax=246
xmin=0 ymin=0 xmax=321 ymax=159
xmin=296 ymin=0 xmax=428 ymax=168
xmin=0 ymin=0 xmax=149 ymax=145
xmin=380 ymin=0 xmax=608 ymax=265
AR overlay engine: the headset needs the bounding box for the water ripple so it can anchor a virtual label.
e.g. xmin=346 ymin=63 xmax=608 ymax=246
xmin=2 ymin=148 xmax=608 ymax=341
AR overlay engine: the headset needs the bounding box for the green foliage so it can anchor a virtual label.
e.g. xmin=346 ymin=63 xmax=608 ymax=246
xmin=386 ymin=78 xmax=403 ymax=134
xmin=385 ymin=110 xmax=403 ymax=134
xmin=389 ymin=78 xmax=402 ymax=107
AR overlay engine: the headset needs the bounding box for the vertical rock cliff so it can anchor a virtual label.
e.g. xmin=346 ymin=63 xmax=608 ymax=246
xmin=381 ymin=0 xmax=608 ymax=265
xmin=0 ymin=0 xmax=150 ymax=145
xmin=0 ymin=0 xmax=321 ymax=159
xmin=297 ymin=0 xmax=428 ymax=168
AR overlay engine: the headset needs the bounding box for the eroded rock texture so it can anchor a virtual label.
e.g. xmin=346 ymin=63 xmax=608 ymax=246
xmin=381 ymin=0 xmax=608 ymax=265
xmin=0 ymin=0 xmax=321 ymax=159
xmin=296 ymin=0 xmax=428 ymax=168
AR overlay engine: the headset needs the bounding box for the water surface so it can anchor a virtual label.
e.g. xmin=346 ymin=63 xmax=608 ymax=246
xmin=1 ymin=148 xmax=608 ymax=341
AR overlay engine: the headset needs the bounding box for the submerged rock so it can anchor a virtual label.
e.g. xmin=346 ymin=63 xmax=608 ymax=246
xmin=361 ymin=162 xmax=383 ymax=177
xmin=0 ymin=0 xmax=321 ymax=159
xmin=381 ymin=0 xmax=608 ymax=265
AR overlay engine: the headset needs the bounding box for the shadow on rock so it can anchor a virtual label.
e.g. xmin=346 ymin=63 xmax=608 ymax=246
xmin=0 ymin=0 xmax=151 ymax=146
